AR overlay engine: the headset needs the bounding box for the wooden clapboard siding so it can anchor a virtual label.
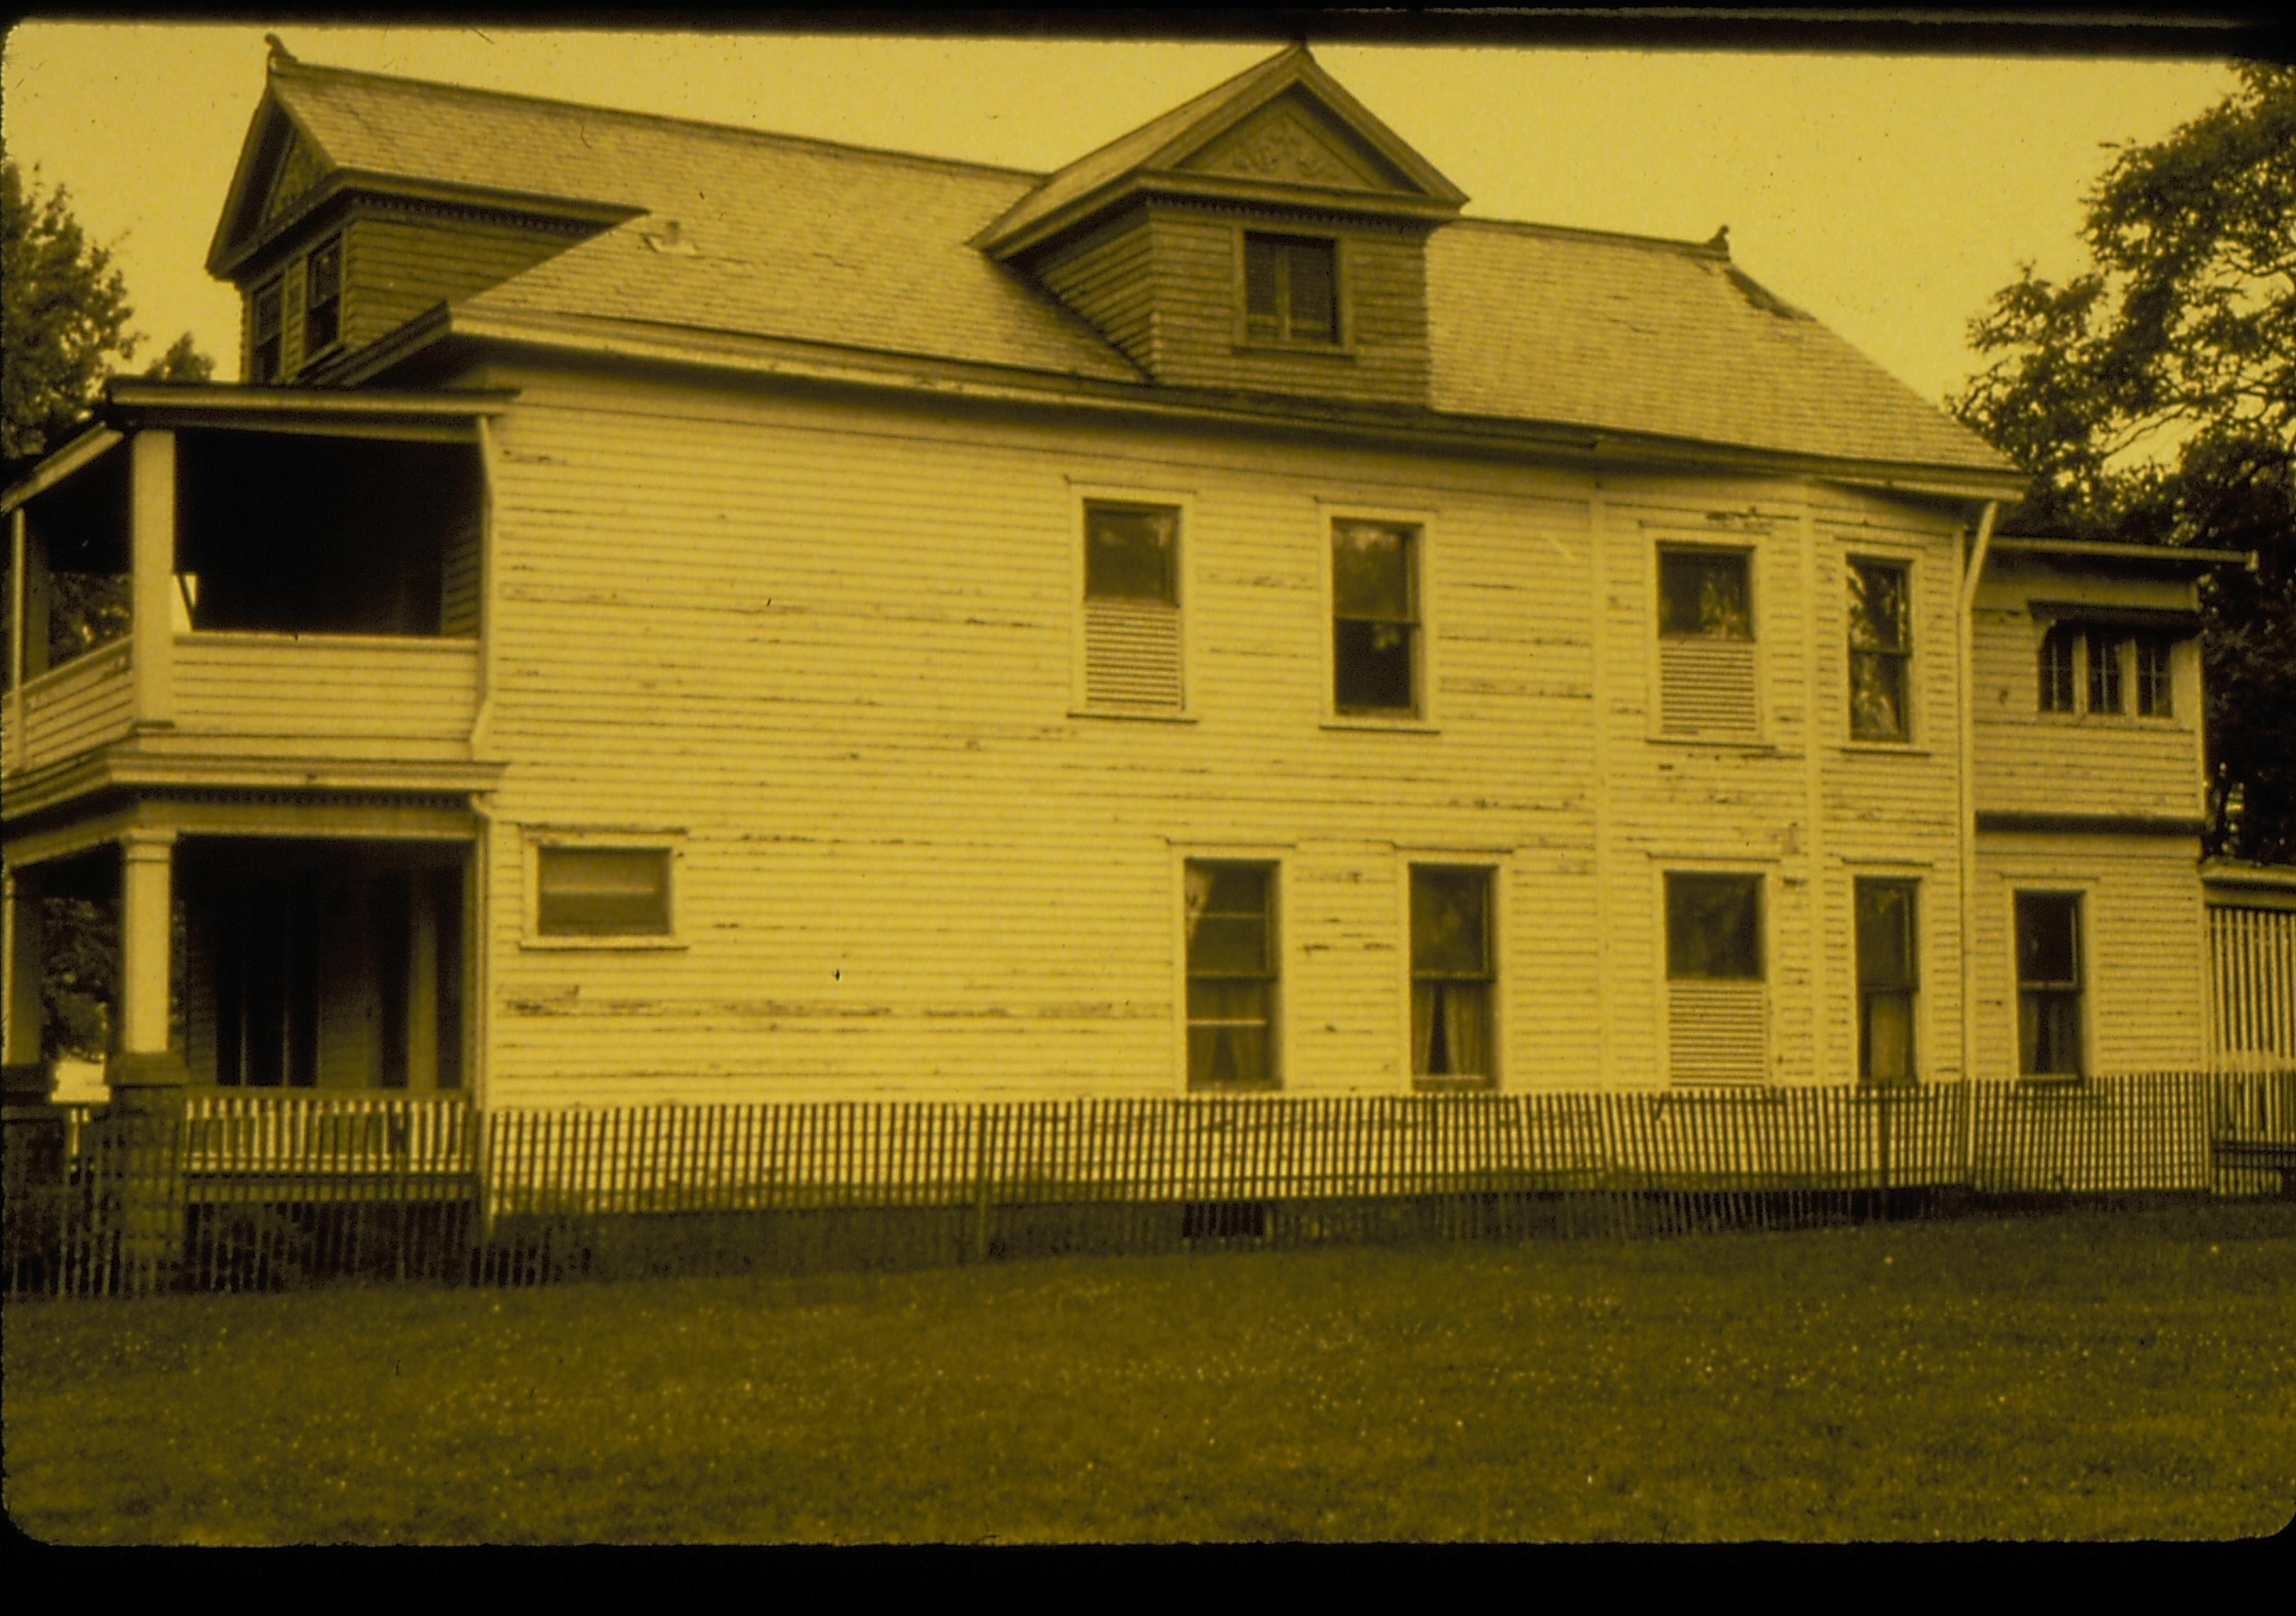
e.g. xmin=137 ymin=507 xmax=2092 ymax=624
xmin=439 ymin=512 xmax=484 ymax=638
xmin=1030 ymin=208 xmax=1157 ymax=370
xmin=1971 ymin=832 xmax=2209 ymax=1079
xmin=444 ymin=355 xmax=1974 ymax=1109
xmin=16 ymin=642 xmax=135 ymax=771
xmin=1069 ymin=203 xmax=1431 ymax=404
xmin=2207 ymin=905 xmax=2296 ymax=1067
xmin=157 ymin=633 xmax=479 ymax=761
xmin=1971 ymin=554 xmax=2205 ymax=821
xmin=341 ymin=211 xmax=580 ymax=354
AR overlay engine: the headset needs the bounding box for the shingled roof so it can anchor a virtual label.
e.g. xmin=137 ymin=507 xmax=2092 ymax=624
xmin=248 ymin=52 xmax=2015 ymax=478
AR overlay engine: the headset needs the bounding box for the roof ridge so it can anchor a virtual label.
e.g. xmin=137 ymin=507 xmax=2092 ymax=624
xmin=270 ymin=55 xmax=1052 ymax=184
xmin=1446 ymin=214 xmax=1727 ymax=258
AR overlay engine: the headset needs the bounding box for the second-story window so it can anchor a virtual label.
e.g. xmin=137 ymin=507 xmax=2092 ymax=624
xmin=2086 ymin=629 xmax=2125 ymax=714
xmin=2135 ymin=636 xmax=2173 ymax=717
xmin=1081 ymin=500 xmax=1182 ymax=708
xmin=1657 ymin=546 xmax=1757 ymax=737
xmin=1244 ymin=232 xmax=1339 ymax=344
xmin=1847 ymin=559 xmax=1910 ymax=741
xmin=2039 ymin=624 xmax=2079 ymax=712
xmin=304 ymin=235 xmax=342 ymax=356
xmin=249 ymin=279 xmax=283 ymax=383
xmin=1332 ymin=519 xmax=1419 ymax=716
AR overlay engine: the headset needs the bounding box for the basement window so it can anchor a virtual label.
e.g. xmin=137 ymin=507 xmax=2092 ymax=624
xmin=1244 ymin=232 xmax=1339 ymax=344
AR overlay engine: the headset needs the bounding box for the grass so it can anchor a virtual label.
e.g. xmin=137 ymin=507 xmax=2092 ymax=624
xmin=6 ymin=1201 xmax=2293 ymax=1544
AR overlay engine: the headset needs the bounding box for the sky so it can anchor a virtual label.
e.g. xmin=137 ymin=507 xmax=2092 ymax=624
xmin=0 ymin=21 xmax=2245 ymax=405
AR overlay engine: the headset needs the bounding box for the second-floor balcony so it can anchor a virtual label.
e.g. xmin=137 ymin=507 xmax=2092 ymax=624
xmin=3 ymin=384 xmax=513 ymax=807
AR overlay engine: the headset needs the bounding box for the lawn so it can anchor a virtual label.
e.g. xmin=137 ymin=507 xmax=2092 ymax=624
xmin=6 ymin=1201 xmax=2292 ymax=1544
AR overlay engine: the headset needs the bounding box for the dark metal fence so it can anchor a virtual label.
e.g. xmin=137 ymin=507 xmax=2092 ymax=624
xmin=6 ymin=1071 xmax=2290 ymax=1299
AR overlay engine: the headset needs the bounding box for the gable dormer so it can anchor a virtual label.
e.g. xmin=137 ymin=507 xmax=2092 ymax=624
xmin=206 ymin=52 xmax=638 ymax=385
xmin=977 ymin=47 xmax=1467 ymax=408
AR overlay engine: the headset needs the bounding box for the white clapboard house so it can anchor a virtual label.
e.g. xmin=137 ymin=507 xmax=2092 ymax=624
xmin=4 ymin=45 xmax=2288 ymax=1114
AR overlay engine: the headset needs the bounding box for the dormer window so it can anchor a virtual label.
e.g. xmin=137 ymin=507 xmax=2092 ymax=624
xmin=1244 ymin=232 xmax=1339 ymax=344
xmin=303 ymin=235 xmax=342 ymax=356
xmin=249 ymin=279 xmax=283 ymax=383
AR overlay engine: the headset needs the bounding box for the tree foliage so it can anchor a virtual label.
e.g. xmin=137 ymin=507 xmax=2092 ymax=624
xmin=1952 ymin=62 xmax=2296 ymax=863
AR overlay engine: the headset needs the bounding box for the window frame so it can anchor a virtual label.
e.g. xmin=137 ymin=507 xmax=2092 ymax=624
xmin=2011 ymin=887 xmax=2088 ymax=1081
xmin=522 ymin=829 xmax=686 ymax=950
xmin=303 ymin=232 xmax=344 ymax=360
xmin=2038 ymin=622 xmax=2080 ymax=713
xmin=1069 ymin=482 xmax=1195 ymax=720
xmin=1179 ymin=856 xmax=1283 ymax=1093
xmin=2085 ymin=627 xmax=2126 ymax=715
xmin=2134 ymin=635 xmax=2174 ymax=718
xmin=1324 ymin=504 xmax=1437 ymax=729
xmin=1237 ymin=229 xmax=1345 ymax=349
xmin=1400 ymin=856 xmax=1504 ymax=1092
xmin=1853 ymin=877 xmax=1920 ymax=1089
xmin=249 ymin=277 xmax=283 ymax=384
xmin=1648 ymin=534 xmax=1766 ymax=745
xmin=1845 ymin=554 xmax=1915 ymax=744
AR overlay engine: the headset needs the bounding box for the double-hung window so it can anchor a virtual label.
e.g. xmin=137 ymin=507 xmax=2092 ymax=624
xmin=2039 ymin=624 xmax=2079 ymax=712
xmin=1847 ymin=559 xmax=1911 ymax=741
xmin=2134 ymin=636 xmax=2173 ymax=717
xmin=2015 ymin=892 xmax=2084 ymax=1078
xmin=1855 ymin=880 xmax=1918 ymax=1087
xmin=1657 ymin=546 xmax=1757 ymax=736
xmin=1409 ymin=865 xmax=1494 ymax=1087
xmin=1665 ymin=872 xmax=1766 ymax=1083
xmin=1244 ymin=232 xmax=1339 ymax=344
xmin=2086 ymin=629 xmax=2125 ymax=714
xmin=303 ymin=234 xmax=342 ymax=356
xmin=249 ymin=279 xmax=283 ymax=383
xmin=1184 ymin=861 xmax=1278 ymax=1089
xmin=1081 ymin=501 xmax=1182 ymax=708
xmin=1332 ymin=519 xmax=1420 ymax=717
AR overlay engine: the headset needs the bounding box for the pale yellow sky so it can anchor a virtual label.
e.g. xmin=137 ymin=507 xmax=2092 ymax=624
xmin=0 ymin=22 xmax=2239 ymax=404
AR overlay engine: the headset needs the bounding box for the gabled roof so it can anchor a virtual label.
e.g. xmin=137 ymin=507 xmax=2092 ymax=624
xmin=204 ymin=50 xmax=2017 ymax=483
xmin=973 ymin=45 xmax=1468 ymax=259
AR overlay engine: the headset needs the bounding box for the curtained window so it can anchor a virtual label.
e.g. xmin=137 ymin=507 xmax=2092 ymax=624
xmin=2015 ymin=891 xmax=2083 ymax=1077
xmin=1184 ymin=861 xmax=1276 ymax=1089
xmin=1855 ymin=879 xmax=1918 ymax=1087
xmin=1410 ymin=866 xmax=1493 ymax=1085
xmin=1333 ymin=520 xmax=1419 ymax=714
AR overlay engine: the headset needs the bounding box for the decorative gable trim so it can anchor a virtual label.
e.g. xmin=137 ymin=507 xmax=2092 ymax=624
xmin=975 ymin=45 xmax=1466 ymax=262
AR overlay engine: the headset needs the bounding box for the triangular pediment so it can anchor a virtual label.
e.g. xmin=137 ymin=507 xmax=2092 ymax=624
xmin=1176 ymin=90 xmax=1409 ymax=193
xmin=261 ymin=124 xmax=330 ymax=225
xmin=206 ymin=85 xmax=337 ymax=276
xmin=977 ymin=45 xmax=1466 ymax=259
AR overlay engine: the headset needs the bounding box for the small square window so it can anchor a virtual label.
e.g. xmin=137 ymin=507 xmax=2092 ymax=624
xmin=1084 ymin=502 xmax=1178 ymax=604
xmin=536 ymin=846 xmax=671 ymax=938
xmin=303 ymin=235 xmax=342 ymax=355
xmin=1409 ymin=865 xmax=1494 ymax=1085
xmin=1847 ymin=559 xmax=1910 ymax=741
xmin=1658 ymin=549 xmax=1752 ymax=640
xmin=1244 ymin=232 xmax=1339 ymax=344
xmin=1184 ymin=861 xmax=1278 ymax=1090
xmin=1332 ymin=520 xmax=1419 ymax=715
xmin=1666 ymin=873 xmax=1763 ymax=981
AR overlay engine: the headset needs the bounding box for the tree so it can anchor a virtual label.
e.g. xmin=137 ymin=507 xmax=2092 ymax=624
xmin=3 ymin=159 xmax=212 ymax=1057
xmin=1952 ymin=62 xmax=2295 ymax=864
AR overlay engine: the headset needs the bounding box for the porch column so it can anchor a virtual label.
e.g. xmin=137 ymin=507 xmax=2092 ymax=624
xmin=130 ymin=430 xmax=175 ymax=727
xmin=116 ymin=827 xmax=178 ymax=1059
xmin=108 ymin=826 xmax=186 ymax=1294
xmin=4 ymin=865 xmax=47 ymax=1099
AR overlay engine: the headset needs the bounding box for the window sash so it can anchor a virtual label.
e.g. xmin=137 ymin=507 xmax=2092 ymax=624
xmin=1658 ymin=550 xmax=1753 ymax=641
xmin=1847 ymin=561 xmax=1910 ymax=740
xmin=537 ymin=846 xmax=671 ymax=937
xmin=2013 ymin=892 xmax=2081 ymax=989
xmin=303 ymin=237 xmax=342 ymax=354
xmin=2086 ymin=630 xmax=2125 ymax=714
xmin=1244 ymin=232 xmax=1339 ymax=343
xmin=1186 ymin=861 xmax=1277 ymax=1090
xmin=1665 ymin=873 xmax=1763 ymax=980
xmin=2039 ymin=626 xmax=2078 ymax=712
xmin=2136 ymin=638 xmax=2173 ymax=716
xmin=1084 ymin=502 xmax=1179 ymax=603
xmin=1332 ymin=521 xmax=1420 ymax=715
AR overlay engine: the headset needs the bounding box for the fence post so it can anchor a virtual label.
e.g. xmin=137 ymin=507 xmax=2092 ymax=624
xmin=103 ymin=1050 xmax=188 ymax=1295
xmin=969 ymin=1104 xmax=991 ymax=1264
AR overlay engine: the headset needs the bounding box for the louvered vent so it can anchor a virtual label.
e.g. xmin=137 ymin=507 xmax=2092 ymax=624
xmin=1660 ymin=639 xmax=1758 ymax=736
xmin=1668 ymin=979 xmax=1767 ymax=1083
xmin=1084 ymin=597 xmax=1183 ymax=707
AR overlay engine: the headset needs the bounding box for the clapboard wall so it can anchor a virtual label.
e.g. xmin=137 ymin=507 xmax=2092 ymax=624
xmin=456 ymin=356 xmax=1972 ymax=1107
